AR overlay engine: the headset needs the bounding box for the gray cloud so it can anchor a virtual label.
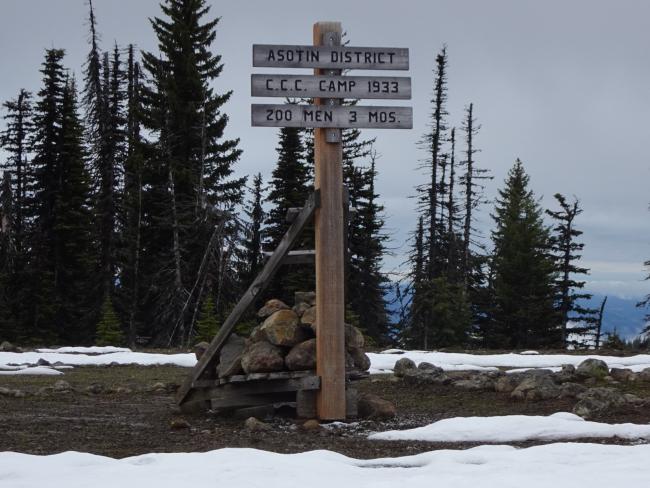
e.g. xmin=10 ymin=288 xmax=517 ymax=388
xmin=1 ymin=0 xmax=649 ymax=297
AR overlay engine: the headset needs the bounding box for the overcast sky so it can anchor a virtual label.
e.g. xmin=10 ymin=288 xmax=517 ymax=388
xmin=1 ymin=0 xmax=649 ymax=299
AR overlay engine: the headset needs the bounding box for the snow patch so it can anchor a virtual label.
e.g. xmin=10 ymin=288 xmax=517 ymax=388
xmin=369 ymin=413 xmax=650 ymax=443
xmin=367 ymin=350 xmax=650 ymax=374
xmin=2 ymin=444 xmax=650 ymax=488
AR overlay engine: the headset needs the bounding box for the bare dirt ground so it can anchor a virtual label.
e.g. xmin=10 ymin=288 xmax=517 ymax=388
xmin=1 ymin=364 xmax=650 ymax=459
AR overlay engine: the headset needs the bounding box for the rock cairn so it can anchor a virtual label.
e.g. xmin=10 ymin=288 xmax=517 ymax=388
xmin=201 ymin=291 xmax=371 ymax=378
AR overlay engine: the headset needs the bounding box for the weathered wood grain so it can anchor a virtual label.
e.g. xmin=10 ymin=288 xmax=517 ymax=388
xmin=251 ymin=104 xmax=413 ymax=129
xmin=253 ymin=44 xmax=409 ymax=70
xmin=251 ymin=74 xmax=411 ymax=99
xmin=176 ymin=192 xmax=319 ymax=407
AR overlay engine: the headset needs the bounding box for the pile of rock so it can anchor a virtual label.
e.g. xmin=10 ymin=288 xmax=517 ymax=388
xmin=198 ymin=292 xmax=371 ymax=378
xmin=393 ymin=357 xmax=650 ymax=419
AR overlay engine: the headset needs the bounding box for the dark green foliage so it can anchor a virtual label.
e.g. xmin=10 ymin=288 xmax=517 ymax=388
xmin=119 ymin=44 xmax=145 ymax=347
xmin=486 ymin=159 xmax=559 ymax=348
xmin=546 ymin=193 xmax=598 ymax=347
xmin=139 ymin=0 xmax=245 ymax=345
xmin=19 ymin=51 xmax=96 ymax=344
xmin=195 ymin=294 xmax=218 ymax=342
xmin=95 ymin=295 xmax=125 ymax=346
xmin=346 ymin=152 xmax=390 ymax=343
xmin=264 ymin=125 xmax=312 ymax=302
xmin=241 ymin=173 xmax=265 ymax=287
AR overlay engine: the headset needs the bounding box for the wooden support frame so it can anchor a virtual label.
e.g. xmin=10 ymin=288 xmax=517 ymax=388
xmin=176 ymin=191 xmax=320 ymax=408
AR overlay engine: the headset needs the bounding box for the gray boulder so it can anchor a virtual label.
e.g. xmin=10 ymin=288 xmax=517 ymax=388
xmin=217 ymin=334 xmax=245 ymax=377
xmin=453 ymin=373 xmax=495 ymax=391
xmin=292 ymin=302 xmax=311 ymax=318
xmin=609 ymin=368 xmax=635 ymax=382
xmin=358 ymin=393 xmax=396 ymax=419
xmin=403 ymin=368 xmax=450 ymax=386
xmin=241 ymin=341 xmax=285 ymax=373
xmin=257 ymin=299 xmax=290 ymax=319
xmin=0 ymin=341 xmax=18 ymax=352
xmin=393 ymin=357 xmax=416 ymax=377
xmin=511 ymin=374 xmax=560 ymax=401
xmin=418 ymin=362 xmax=443 ymax=373
xmin=554 ymin=364 xmax=578 ymax=383
xmin=559 ymin=382 xmax=587 ymax=399
xmin=576 ymin=358 xmax=609 ymax=379
xmin=573 ymin=387 xmax=626 ymax=419
xmin=344 ymin=324 xmax=365 ymax=350
xmin=494 ymin=375 xmax=522 ymax=393
xmin=349 ymin=348 xmax=371 ymax=371
xmin=285 ymin=339 xmax=316 ymax=371
xmin=638 ymin=368 xmax=650 ymax=382
xmin=294 ymin=291 xmax=316 ymax=306
xmin=259 ymin=309 xmax=306 ymax=347
xmin=193 ymin=341 xmax=210 ymax=360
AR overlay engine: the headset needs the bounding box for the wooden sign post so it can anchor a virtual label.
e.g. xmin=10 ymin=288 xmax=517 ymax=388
xmin=312 ymin=21 xmax=346 ymax=420
xmin=251 ymin=22 xmax=412 ymax=420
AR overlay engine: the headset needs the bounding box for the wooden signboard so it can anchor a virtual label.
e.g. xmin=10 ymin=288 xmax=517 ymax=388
xmin=253 ymin=44 xmax=409 ymax=70
xmin=251 ymin=104 xmax=413 ymax=129
xmin=248 ymin=22 xmax=412 ymax=421
xmin=251 ymin=74 xmax=411 ymax=99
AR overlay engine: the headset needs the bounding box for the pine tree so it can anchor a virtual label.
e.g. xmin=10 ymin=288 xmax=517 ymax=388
xmin=52 ymin=77 xmax=96 ymax=343
xmin=420 ymin=46 xmax=449 ymax=280
xmin=195 ymin=294 xmax=218 ymax=342
xmin=1 ymin=89 xmax=32 ymax=257
xmin=242 ymin=172 xmax=264 ymax=286
xmin=22 ymin=49 xmax=69 ymax=342
xmin=264 ymin=125 xmax=312 ymax=301
xmin=95 ymin=295 xmax=125 ymax=346
xmin=487 ymin=159 xmax=558 ymax=348
xmin=0 ymin=173 xmax=16 ymax=339
xmin=140 ymin=0 xmax=245 ymax=345
xmin=546 ymin=193 xmax=597 ymax=347
xmin=347 ymin=152 xmax=390 ymax=343
xmin=120 ymin=44 xmax=145 ymax=347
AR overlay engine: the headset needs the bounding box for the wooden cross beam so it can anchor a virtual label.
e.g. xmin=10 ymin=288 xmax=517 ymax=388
xmin=176 ymin=191 xmax=320 ymax=408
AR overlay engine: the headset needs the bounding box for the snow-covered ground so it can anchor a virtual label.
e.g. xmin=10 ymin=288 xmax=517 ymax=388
xmin=2 ymin=347 xmax=650 ymax=375
xmin=367 ymin=350 xmax=650 ymax=374
xmin=2 ymin=443 xmax=650 ymax=488
xmin=0 ymin=347 xmax=195 ymax=375
xmin=369 ymin=412 xmax=650 ymax=443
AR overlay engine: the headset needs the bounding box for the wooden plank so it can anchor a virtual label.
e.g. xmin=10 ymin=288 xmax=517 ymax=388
xmin=251 ymin=74 xmax=411 ymax=100
xmin=253 ymin=44 xmax=409 ymax=70
xmin=262 ymin=249 xmax=315 ymax=265
xmin=211 ymin=393 xmax=294 ymax=410
xmin=314 ymin=21 xmax=347 ymax=421
xmin=176 ymin=191 xmax=319 ymax=407
xmin=251 ymin=104 xmax=413 ymax=129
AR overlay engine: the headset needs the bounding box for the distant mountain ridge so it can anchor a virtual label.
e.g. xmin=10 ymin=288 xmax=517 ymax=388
xmin=586 ymin=294 xmax=647 ymax=340
xmin=383 ymin=286 xmax=648 ymax=340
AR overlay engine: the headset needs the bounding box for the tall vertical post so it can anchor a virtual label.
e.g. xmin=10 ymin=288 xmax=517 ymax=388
xmin=313 ymin=21 xmax=346 ymax=420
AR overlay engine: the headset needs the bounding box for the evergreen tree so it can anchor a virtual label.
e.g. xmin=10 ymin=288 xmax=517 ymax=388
xmin=195 ymin=294 xmax=218 ymax=342
xmin=22 ymin=49 xmax=69 ymax=342
xmin=52 ymin=77 xmax=96 ymax=343
xmin=546 ymin=193 xmax=597 ymax=346
xmin=487 ymin=159 xmax=558 ymax=348
xmin=1 ymin=89 xmax=32 ymax=257
xmin=95 ymin=295 xmax=125 ymax=346
xmin=347 ymin=152 xmax=390 ymax=343
xmin=264 ymin=125 xmax=311 ymax=301
xmin=0 ymin=173 xmax=16 ymax=339
xmin=420 ymin=46 xmax=449 ymax=279
xmin=120 ymin=44 xmax=145 ymax=347
xmin=242 ymin=172 xmax=264 ymax=286
xmin=140 ymin=0 xmax=245 ymax=345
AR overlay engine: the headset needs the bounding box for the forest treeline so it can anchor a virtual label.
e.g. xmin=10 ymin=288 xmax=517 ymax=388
xmin=0 ymin=0 xmax=617 ymax=350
